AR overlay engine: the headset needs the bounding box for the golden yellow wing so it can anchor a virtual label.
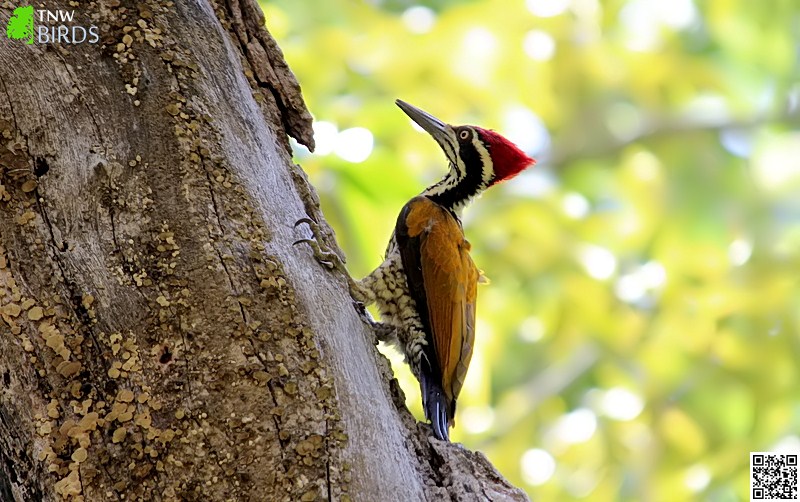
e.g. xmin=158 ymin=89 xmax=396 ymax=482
xmin=396 ymin=196 xmax=479 ymax=424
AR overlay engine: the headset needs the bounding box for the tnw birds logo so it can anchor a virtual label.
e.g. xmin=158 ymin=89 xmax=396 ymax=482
xmin=5 ymin=5 xmax=100 ymax=45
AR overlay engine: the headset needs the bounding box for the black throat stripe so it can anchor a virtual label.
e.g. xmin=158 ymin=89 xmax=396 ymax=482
xmin=428 ymin=140 xmax=486 ymax=213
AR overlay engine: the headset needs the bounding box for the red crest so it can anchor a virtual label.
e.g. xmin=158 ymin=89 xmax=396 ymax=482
xmin=475 ymin=127 xmax=535 ymax=184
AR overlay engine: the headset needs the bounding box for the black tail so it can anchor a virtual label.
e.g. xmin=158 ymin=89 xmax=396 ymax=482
xmin=421 ymin=373 xmax=451 ymax=441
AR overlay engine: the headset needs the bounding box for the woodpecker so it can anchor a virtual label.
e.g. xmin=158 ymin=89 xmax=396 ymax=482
xmin=296 ymin=100 xmax=534 ymax=441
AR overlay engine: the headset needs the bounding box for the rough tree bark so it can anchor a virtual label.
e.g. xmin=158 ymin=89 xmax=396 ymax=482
xmin=0 ymin=1 xmax=528 ymax=500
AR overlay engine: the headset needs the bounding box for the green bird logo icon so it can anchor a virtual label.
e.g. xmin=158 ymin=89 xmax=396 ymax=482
xmin=7 ymin=6 xmax=35 ymax=45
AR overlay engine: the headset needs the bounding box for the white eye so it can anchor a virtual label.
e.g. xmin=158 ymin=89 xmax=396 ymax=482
xmin=459 ymin=130 xmax=470 ymax=140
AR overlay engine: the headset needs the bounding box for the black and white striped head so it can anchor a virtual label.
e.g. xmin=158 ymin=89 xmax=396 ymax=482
xmin=396 ymin=99 xmax=535 ymax=213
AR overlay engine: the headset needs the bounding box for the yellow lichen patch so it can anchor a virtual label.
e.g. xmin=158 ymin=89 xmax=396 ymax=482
xmin=54 ymin=468 xmax=81 ymax=497
xmin=295 ymin=434 xmax=324 ymax=459
xmin=72 ymin=433 xmax=91 ymax=450
xmin=132 ymin=270 xmax=148 ymax=286
xmin=157 ymin=428 xmax=176 ymax=445
xmin=21 ymin=179 xmax=38 ymax=192
xmin=117 ymin=389 xmax=135 ymax=403
xmin=71 ymin=447 xmax=88 ymax=463
xmin=68 ymin=382 xmax=83 ymax=400
xmin=16 ymin=210 xmax=36 ymax=225
xmin=3 ymin=318 xmax=21 ymax=335
xmin=44 ymin=334 xmax=70 ymax=360
xmin=77 ymin=412 xmax=99 ymax=431
xmin=121 ymin=353 xmax=140 ymax=372
xmin=38 ymin=421 xmax=53 ymax=435
xmin=105 ymin=402 xmax=134 ymax=423
xmin=165 ymin=103 xmax=180 ymax=116
xmin=81 ymin=294 xmax=94 ymax=309
xmin=277 ymin=363 xmax=289 ymax=377
xmin=122 ymin=337 xmax=138 ymax=352
xmin=101 ymin=333 xmax=143 ymax=380
xmin=117 ymin=406 xmax=134 ymax=422
xmin=301 ymin=490 xmax=319 ymax=501
xmin=112 ymin=427 xmax=127 ymax=443
xmin=134 ymin=410 xmax=152 ymax=429
xmin=38 ymin=446 xmax=56 ymax=463
xmin=253 ymin=371 xmax=271 ymax=383
xmin=2 ymin=303 xmax=21 ymax=317
xmin=27 ymin=305 xmax=44 ymax=320
xmin=59 ymin=419 xmax=77 ymax=437
xmin=47 ymin=399 xmax=61 ymax=419
xmin=57 ymin=360 xmax=82 ymax=378
xmin=38 ymin=320 xmax=71 ymax=360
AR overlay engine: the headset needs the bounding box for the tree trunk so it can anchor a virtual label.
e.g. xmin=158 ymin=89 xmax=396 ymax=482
xmin=0 ymin=1 xmax=527 ymax=500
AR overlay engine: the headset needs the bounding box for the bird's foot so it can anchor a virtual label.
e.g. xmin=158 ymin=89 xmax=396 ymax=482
xmin=294 ymin=217 xmax=373 ymax=302
xmin=354 ymin=301 xmax=397 ymax=345
xmin=293 ymin=217 xmax=346 ymax=273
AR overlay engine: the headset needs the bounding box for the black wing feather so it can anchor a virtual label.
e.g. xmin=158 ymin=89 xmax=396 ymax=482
xmin=395 ymin=197 xmax=440 ymax=383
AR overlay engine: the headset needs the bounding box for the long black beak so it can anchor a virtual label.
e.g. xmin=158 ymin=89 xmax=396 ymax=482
xmin=396 ymin=99 xmax=453 ymax=151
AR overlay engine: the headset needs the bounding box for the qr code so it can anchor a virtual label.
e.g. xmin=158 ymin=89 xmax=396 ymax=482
xmin=751 ymin=452 xmax=798 ymax=501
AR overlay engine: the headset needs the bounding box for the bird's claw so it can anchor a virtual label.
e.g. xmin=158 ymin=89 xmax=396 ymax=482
xmin=294 ymin=217 xmax=316 ymax=229
xmin=355 ymin=301 xmax=396 ymax=344
xmin=293 ymin=217 xmax=345 ymax=272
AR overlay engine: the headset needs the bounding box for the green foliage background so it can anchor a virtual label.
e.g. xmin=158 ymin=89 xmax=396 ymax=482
xmin=262 ymin=0 xmax=800 ymax=499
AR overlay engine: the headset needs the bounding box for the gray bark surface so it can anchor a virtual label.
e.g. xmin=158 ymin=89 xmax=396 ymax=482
xmin=0 ymin=1 xmax=528 ymax=500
